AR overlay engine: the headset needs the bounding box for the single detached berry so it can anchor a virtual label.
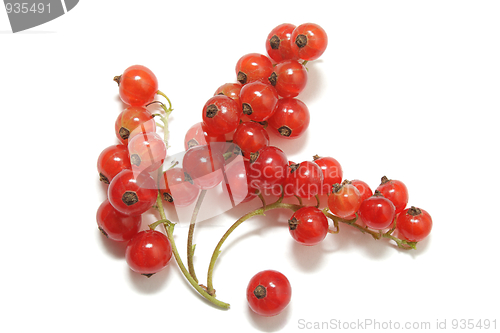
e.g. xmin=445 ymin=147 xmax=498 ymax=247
xmin=235 ymin=53 xmax=274 ymax=85
xmin=125 ymin=230 xmax=173 ymax=277
xmin=96 ymin=199 xmax=142 ymax=242
xmin=396 ymin=206 xmax=432 ymax=242
xmin=358 ymin=192 xmax=396 ymax=230
xmin=266 ymin=23 xmax=298 ymax=62
xmin=376 ymin=176 xmax=409 ymax=214
xmin=114 ymin=65 xmax=158 ymax=106
xmin=291 ymin=23 xmax=328 ymax=61
xmin=328 ymin=180 xmax=363 ymax=219
xmin=202 ymin=95 xmax=242 ymax=135
xmin=268 ymin=97 xmax=310 ymax=139
xmin=108 ymin=169 xmax=157 ymax=216
xmin=246 ymin=270 xmax=292 ymax=316
xmin=289 ymin=206 xmax=329 ymax=246
xmin=97 ymin=144 xmax=131 ymax=184
xmin=115 ymin=106 xmax=156 ymax=144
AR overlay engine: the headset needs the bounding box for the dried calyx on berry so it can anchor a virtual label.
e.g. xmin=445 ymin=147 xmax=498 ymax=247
xmin=407 ymin=206 xmax=422 ymax=216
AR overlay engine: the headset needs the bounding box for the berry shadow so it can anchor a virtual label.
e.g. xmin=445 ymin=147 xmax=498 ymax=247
xmin=246 ymin=301 xmax=291 ymax=332
xmin=299 ymin=59 xmax=326 ymax=105
xmin=268 ymin=129 xmax=310 ymax=157
xmin=289 ymin=240 xmax=328 ymax=272
xmin=127 ymin=262 xmax=172 ymax=295
xmin=96 ymin=231 xmax=128 ymax=259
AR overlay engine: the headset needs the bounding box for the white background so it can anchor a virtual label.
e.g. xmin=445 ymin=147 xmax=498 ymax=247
xmin=1 ymin=1 xmax=499 ymax=332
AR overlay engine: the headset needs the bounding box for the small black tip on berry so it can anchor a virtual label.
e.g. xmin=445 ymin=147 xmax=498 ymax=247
xmin=288 ymin=217 xmax=299 ymax=231
xmin=119 ymin=127 xmax=130 ymax=140
xmin=99 ymin=172 xmax=109 ymax=184
xmin=163 ymin=192 xmax=174 ymax=203
xmin=242 ymin=103 xmax=253 ymax=115
xmin=122 ymin=191 xmax=139 ymax=206
xmin=253 ymin=284 xmax=267 ymax=299
xmin=270 ymin=35 xmax=281 ymax=50
xmin=249 ymin=151 xmax=260 ymax=163
xmin=142 ymin=273 xmax=154 ymax=278
xmin=332 ymin=183 xmax=342 ymax=194
xmin=295 ymin=34 xmax=308 ymax=48
xmin=187 ymin=138 xmax=199 ymax=149
xmin=380 ymin=176 xmax=390 ymax=185
xmin=113 ymin=75 xmax=121 ymax=86
xmin=98 ymin=226 xmax=108 ymax=238
xmin=268 ymin=72 xmax=277 ymax=86
xmin=408 ymin=206 xmax=422 ymax=216
xmin=206 ymin=104 xmax=218 ymax=118
xmin=130 ymin=154 xmax=141 ymax=166
xmin=237 ymin=71 xmax=247 ymax=84
xmin=278 ymin=125 xmax=292 ymax=137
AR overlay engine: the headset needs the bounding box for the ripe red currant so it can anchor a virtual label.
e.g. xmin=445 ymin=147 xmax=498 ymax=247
xmin=96 ymin=199 xmax=142 ymax=242
xmin=288 ymin=161 xmax=324 ymax=199
xmin=97 ymin=144 xmax=131 ymax=184
xmin=291 ymin=23 xmax=328 ymax=61
xmin=125 ymin=230 xmax=172 ymax=277
xmin=328 ymin=181 xmax=363 ymax=219
xmin=184 ymin=122 xmax=226 ymax=151
xmin=358 ymin=192 xmax=396 ymax=230
xmin=269 ymin=60 xmax=308 ymax=98
xmin=232 ymin=121 xmax=270 ymax=158
xmin=182 ymin=144 xmax=226 ymax=190
xmin=248 ymin=146 xmax=288 ymax=191
xmin=159 ymin=167 xmax=200 ymax=208
xmin=222 ymin=159 xmax=257 ymax=205
xmin=376 ymin=176 xmax=409 ymax=214
xmin=127 ymin=132 xmax=167 ymax=174
xmin=115 ymin=106 xmax=156 ymax=144
xmin=214 ymin=82 xmax=243 ymax=106
xmin=235 ymin=53 xmax=274 ymax=85
xmin=266 ymin=23 xmax=298 ymax=62
xmin=267 ymin=97 xmax=310 ymax=139
xmin=288 ymin=206 xmax=329 ymax=246
xmin=313 ymin=155 xmax=343 ymax=195
xmin=108 ymin=169 xmax=157 ymax=216
xmin=396 ymin=206 xmax=432 ymax=242
xmin=246 ymin=270 xmax=292 ymax=316
xmin=115 ymin=65 xmax=158 ymax=106
xmin=351 ymin=179 xmax=373 ymax=202
xmin=202 ymin=95 xmax=242 ymax=135
xmin=239 ymin=81 xmax=279 ymax=122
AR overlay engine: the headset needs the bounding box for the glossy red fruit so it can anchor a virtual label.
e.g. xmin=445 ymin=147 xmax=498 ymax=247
xmin=239 ymin=81 xmax=279 ymax=122
xmin=376 ymin=176 xmax=409 ymax=214
xmin=232 ymin=122 xmax=270 ymax=158
xmin=108 ymin=169 xmax=157 ymax=216
xmin=396 ymin=207 xmax=432 ymax=242
xmin=246 ymin=270 xmax=292 ymax=316
xmin=97 ymin=144 xmax=131 ymax=184
xmin=268 ymin=97 xmax=310 ymax=139
xmin=182 ymin=144 xmax=226 ymax=190
xmin=115 ymin=106 xmax=156 ymax=144
xmin=96 ymin=199 xmax=142 ymax=242
xmin=128 ymin=132 xmax=167 ymax=174
xmin=351 ymin=179 xmax=373 ymax=202
xmin=248 ymin=146 xmax=288 ymax=191
xmin=184 ymin=122 xmax=226 ymax=151
xmin=288 ymin=161 xmax=324 ymax=199
xmin=313 ymin=155 xmax=343 ymax=195
xmin=266 ymin=23 xmax=298 ymax=62
xmin=214 ymin=82 xmax=243 ymax=106
xmin=235 ymin=53 xmax=274 ymax=85
xmin=358 ymin=193 xmax=396 ymax=230
xmin=115 ymin=65 xmax=158 ymax=106
xmin=159 ymin=167 xmax=200 ymax=208
xmin=328 ymin=181 xmax=363 ymax=219
xmin=222 ymin=159 xmax=257 ymax=205
xmin=291 ymin=23 xmax=328 ymax=61
xmin=202 ymin=95 xmax=242 ymax=135
xmin=270 ymin=60 xmax=307 ymax=98
xmin=125 ymin=230 xmax=172 ymax=277
xmin=289 ymin=206 xmax=329 ymax=246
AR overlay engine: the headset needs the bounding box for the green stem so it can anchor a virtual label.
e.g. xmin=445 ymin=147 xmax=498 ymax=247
xmin=187 ymin=189 xmax=207 ymax=283
xmin=154 ymin=192 xmax=230 ymax=309
xmin=206 ymin=199 xmax=302 ymax=295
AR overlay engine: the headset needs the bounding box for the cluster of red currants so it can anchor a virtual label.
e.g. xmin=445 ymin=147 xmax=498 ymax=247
xmin=95 ymin=22 xmax=433 ymax=318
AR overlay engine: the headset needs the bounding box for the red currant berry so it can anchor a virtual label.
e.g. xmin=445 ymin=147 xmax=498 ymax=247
xmin=396 ymin=206 xmax=432 ymax=242
xmin=246 ymin=270 xmax=292 ymax=316
xmin=115 ymin=106 xmax=156 ymax=144
xmin=291 ymin=23 xmax=328 ymax=61
xmin=202 ymin=95 xmax=242 ymax=135
xmin=328 ymin=181 xmax=363 ymax=219
xmin=108 ymin=169 xmax=157 ymax=216
xmin=222 ymin=159 xmax=257 ymax=205
xmin=97 ymin=144 xmax=131 ymax=184
xmin=214 ymin=82 xmax=243 ymax=106
xmin=351 ymin=179 xmax=373 ymax=202
xmin=248 ymin=146 xmax=288 ymax=191
xmin=182 ymin=144 xmax=226 ymax=190
xmin=269 ymin=60 xmax=307 ymax=98
xmin=268 ymin=97 xmax=310 ymax=139
xmin=184 ymin=122 xmax=226 ymax=151
xmin=376 ymin=176 xmax=409 ymax=214
xmin=313 ymin=155 xmax=343 ymax=195
xmin=232 ymin=121 xmax=270 ymax=158
xmin=266 ymin=23 xmax=298 ymax=62
xmin=288 ymin=206 xmax=329 ymax=246
xmin=128 ymin=132 xmax=167 ymax=174
xmin=239 ymin=81 xmax=279 ymax=122
xmin=235 ymin=53 xmax=274 ymax=85
xmin=125 ymin=230 xmax=172 ymax=277
xmin=358 ymin=192 xmax=396 ymax=230
xmin=96 ymin=199 xmax=142 ymax=242
xmin=115 ymin=65 xmax=158 ymax=106
xmin=159 ymin=167 xmax=200 ymax=208
xmin=288 ymin=161 xmax=324 ymax=199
